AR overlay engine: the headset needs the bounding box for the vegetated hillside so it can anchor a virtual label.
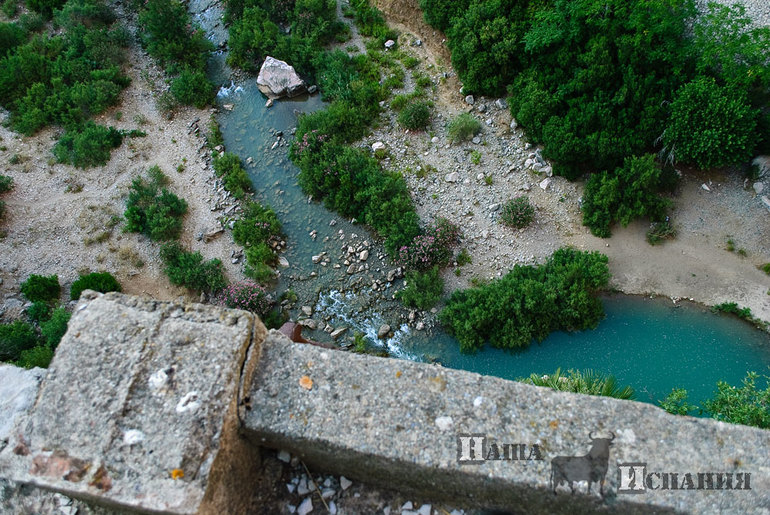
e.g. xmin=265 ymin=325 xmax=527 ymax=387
xmin=413 ymin=0 xmax=769 ymax=237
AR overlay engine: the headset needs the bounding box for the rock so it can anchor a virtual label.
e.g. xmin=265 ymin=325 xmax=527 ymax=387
xmin=340 ymin=476 xmax=352 ymax=490
xmin=297 ymin=497 xmax=313 ymax=515
xmin=524 ymin=158 xmax=534 ymax=168
xmin=489 ymin=203 xmax=500 ymax=212
xmin=347 ymin=264 xmax=356 ymax=275
xmin=471 ymin=136 xmax=481 ymax=145
xmin=265 ymin=98 xmax=273 ymax=108
xmin=435 ymin=416 xmax=453 ymax=431
xmin=494 ymin=98 xmax=508 ymax=110
xmin=297 ymin=478 xmax=310 ymax=496
xmin=278 ymin=256 xmax=290 ymax=268
xmin=445 ymin=172 xmax=459 ymax=183
xmin=359 ymin=250 xmax=369 ymax=261
xmin=414 ymin=39 xmax=422 ymax=46
xmin=477 ymin=104 xmax=486 ymax=113
xmin=301 ymin=306 xmax=313 ymax=317
xmin=0 ymin=364 xmax=45 ymax=442
xmin=417 ymin=504 xmax=432 ymax=515
xmin=203 ymin=228 xmax=224 ymax=243
xmin=761 ymin=195 xmax=770 ymax=211
xmin=257 ymin=56 xmax=306 ymax=99
xmin=372 ymin=141 xmax=386 ymax=159
xmin=277 ymin=450 xmax=291 ymax=463
xmin=701 ymin=183 xmax=711 ymax=192
xmin=384 ymin=39 xmax=396 ymax=49
xmin=330 ymin=327 xmax=347 ymax=340
xmin=753 ymin=182 xmax=764 ymax=194
xmin=223 ymin=104 xmax=234 ymax=111
xmin=539 ymin=178 xmax=551 ymax=190
xmin=431 ymin=136 xmax=439 ymax=144
xmin=307 ymin=85 xmax=318 ymax=94
xmin=464 ymin=95 xmax=475 ymax=105
xmin=312 ymin=255 xmax=323 ymax=264
xmin=377 ymin=324 xmax=391 ymax=339
xmin=521 ymin=183 xmax=531 ymax=192
xmin=542 ymin=165 xmax=553 ymax=177
xmin=510 ymin=119 xmax=518 ymax=130
xmin=415 ymin=322 xmax=425 ymax=331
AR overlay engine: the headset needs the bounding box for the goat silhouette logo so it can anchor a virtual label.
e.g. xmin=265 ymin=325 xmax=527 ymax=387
xmin=550 ymin=432 xmax=615 ymax=496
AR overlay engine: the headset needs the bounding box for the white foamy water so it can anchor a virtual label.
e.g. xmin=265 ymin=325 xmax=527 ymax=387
xmin=315 ymin=290 xmax=419 ymax=361
xmin=217 ymin=80 xmax=244 ymax=98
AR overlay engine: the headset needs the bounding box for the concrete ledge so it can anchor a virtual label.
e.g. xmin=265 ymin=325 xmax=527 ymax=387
xmin=0 ymin=292 xmax=265 ymax=514
xmin=244 ymin=330 xmax=770 ymax=514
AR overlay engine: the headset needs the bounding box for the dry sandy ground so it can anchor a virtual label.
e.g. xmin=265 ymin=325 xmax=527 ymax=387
xmin=0 ymin=44 xmax=245 ymax=314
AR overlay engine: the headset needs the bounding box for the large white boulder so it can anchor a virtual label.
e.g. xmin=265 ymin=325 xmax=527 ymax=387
xmin=257 ymin=56 xmax=306 ymax=99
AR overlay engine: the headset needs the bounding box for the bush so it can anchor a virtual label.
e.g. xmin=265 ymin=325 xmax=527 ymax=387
xmin=124 ymin=167 xmax=188 ymax=241
xmin=703 ymin=372 xmax=770 ymax=429
xmin=216 ymin=280 xmax=272 ymax=316
xmin=171 ymin=68 xmax=215 ymax=108
xmin=646 ymin=220 xmax=677 ymax=246
xmin=53 ymin=123 xmax=123 ymax=168
xmin=397 ymin=101 xmax=431 ymax=130
xmin=520 ymin=368 xmax=635 ymax=400
xmin=213 ymin=152 xmax=252 ymax=199
xmin=70 ymin=271 xmax=121 ymax=299
xmin=20 ymin=274 xmax=60 ymax=303
xmin=138 ymin=0 xmax=213 ymax=71
xmin=581 ymin=154 xmax=671 ymax=238
xmin=397 ymin=266 xmax=443 ymax=310
xmin=662 ymin=77 xmax=758 ymax=169
xmin=397 ymin=217 xmax=460 ymax=270
xmin=500 ymin=196 xmax=534 ymax=229
xmin=0 ymin=175 xmax=13 ymax=193
xmin=418 ymin=0 xmax=470 ymax=32
xmin=16 ymin=344 xmax=54 ymax=368
xmin=40 ymin=306 xmax=70 ymax=349
xmin=160 ymin=242 xmax=226 ymax=294
xmin=659 ymin=388 xmax=697 ymax=416
xmin=0 ymin=320 xmax=38 ymax=362
xmin=440 ymin=248 xmax=609 ymax=352
xmin=446 ymin=113 xmax=481 ymax=144
xmin=27 ymin=301 xmax=52 ymax=324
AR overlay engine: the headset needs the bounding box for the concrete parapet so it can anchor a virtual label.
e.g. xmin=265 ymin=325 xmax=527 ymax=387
xmin=0 ymin=291 xmax=265 ymax=514
xmin=244 ymin=330 xmax=770 ymax=514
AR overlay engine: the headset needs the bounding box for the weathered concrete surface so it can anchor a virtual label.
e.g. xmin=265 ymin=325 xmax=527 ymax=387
xmin=244 ymin=331 xmax=770 ymax=514
xmin=0 ymin=291 xmax=265 ymax=514
xmin=0 ymin=364 xmax=45 ymax=446
xmin=256 ymin=56 xmax=306 ymax=99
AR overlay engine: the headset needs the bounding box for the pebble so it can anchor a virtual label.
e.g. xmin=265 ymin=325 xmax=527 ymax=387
xmin=464 ymin=95 xmax=474 ymax=105
xmin=340 ymin=475 xmax=352 ymax=490
xmin=753 ymin=182 xmax=764 ymax=194
xmin=297 ymin=498 xmax=313 ymax=515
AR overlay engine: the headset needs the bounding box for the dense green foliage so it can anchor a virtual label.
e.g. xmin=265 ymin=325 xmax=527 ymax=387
xmin=581 ymin=154 xmax=673 ymax=238
xmin=39 ymin=306 xmax=70 ymax=349
xmin=397 ymin=266 xmax=444 ymax=310
xmin=160 ymin=242 xmax=227 ymax=294
xmin=232 ymin=201 xmax=283 ymax=282
xmin=70 ymin=271 xmax=121 ymax=299
xmin=397 ymin=217 xmax=459 ymax=270
xmin=446 ymin=113 xmax=481 ymax=144
xmin=520 ymin=368 xmax=635 ymax=400
xmin=397 ymin=101 xmax=431 ymax=130
xmin=0 ymin=320 xmax=38 ymax=362
xmin=136 ymin=0 xmax=215 ymax=107
xmin=16 ymin=344 xmax=54 ymax=368
xmin=417 ymin=0 xmax=469 ymax=31
xmin=212 ymin=152 xmax=253 ymax=199
xmin=440 ymin=248 xmax=609 ymax=352
xmin=660 ymin=372 xmax=770 ymax=429
xmin=0 ymin=0 xmax=130 ymax=165
xmin=124 ymin=166 xmax=188 ymax=241
xmin=20 ymin=274 xmax=60 ymax=303
xmin=216 ymin=280 xmax=272 ymax=316
xmin=500 ymin=196 xmax=534 ymax=229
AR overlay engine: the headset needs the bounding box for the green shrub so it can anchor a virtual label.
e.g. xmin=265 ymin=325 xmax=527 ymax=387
xmin=440 ymin=248 xmax=609 ymax=352
xmin=0 ymin=320 xmax=38 ymax=362
xmin=216 ymin=280 xmax=272 ymax=316
xmin=761 ymin=263 xmax=770 ymax=276
xmin=124 ymin=167 xmax=188 ymax=241
xmin=138 ymin=0 xmax=213 ymax=71
xmin=26 ymin=301 xmax=51 ymax=323
xmin=581 ymin=154 xmax=671 ymax=238
xmin=397 ymin=266 xmax=443 ymax=310
xmin=0 ymin=175 xmax=13 ymax=193
xmin=662 ymin=77 xmax=758 ymax=169
xmin=659 ymin=388 xmax=697 ymax=416
xmin=213 ymin=152 xmax=252 ymax=199
xmin=703 ymin=372 xmax=770 ymax=429
xmin=397 ymin=217 xmax=460 ymax=270
xmin=418 ymin=0 xmax=470 ymax=31
xmin=70 ymin=271 xmax=121 ymax=299
xmin=711 ymin=302 xmax=753 ymax=320
xmin=1 ymin=0 xmax=18 ymax=18
xmin=397 ymin=101 xmax=430 ymax=130
xmin=16 ymin=344 xmax=54 ymax=368
xmin=53 ymin=123 xmax=123 ymax=168
xmin=20 ymin=274 xmax=60 ymax=303
xmin=447 ymin=113 xmax=480 ymax=144
xmin=500 ymin=196 xmax=534 ymax=229
xmin=0 ymin=22 xmax=26 ymax=57
xmin=171 ymin=68 xmax=215 ymax=108
xmin=26 ymin=0 xmax=66 ymax=18
xmin=520 ymin=368 xmax=634 ymax=400
xmin=160 ymin=242 xmax=226 ymax=293
xmin=39 ymin=306 xmax=70 ymax=349
xmin=646 ymin=220 xmax=677 ymax=246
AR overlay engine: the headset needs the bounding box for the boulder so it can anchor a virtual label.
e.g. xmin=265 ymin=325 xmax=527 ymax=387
xmin=377 ymin=324 xmax=391 ymax=339
xmin=257 ymin=56 xmax=306 ymax=99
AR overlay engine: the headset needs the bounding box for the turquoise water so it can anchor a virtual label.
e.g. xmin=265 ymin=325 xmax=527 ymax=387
xmin=211 ymin=61 xmax=770 ymax=409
